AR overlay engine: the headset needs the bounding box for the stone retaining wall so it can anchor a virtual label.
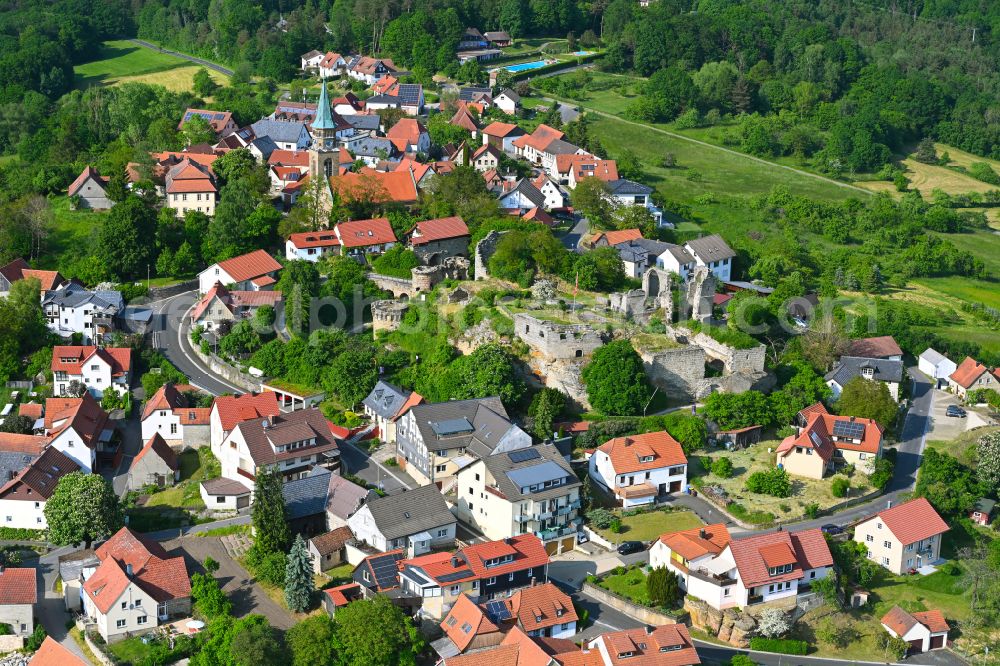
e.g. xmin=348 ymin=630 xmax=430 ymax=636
xmin=189 ymin=340 xmax=261 ymax=393
xmin=148 ymin=279 xmax=198 ymax=301
xmin=639 ymin=345 xmax=706 ymax=399
xmin=582 ymin=582 xmax=680 ymax=627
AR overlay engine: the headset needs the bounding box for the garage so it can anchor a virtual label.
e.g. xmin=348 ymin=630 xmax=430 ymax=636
xmin=908 ymin=639 xmax=924 ymax=655
xmin=929 ymin=634 xmax=946 ymax=650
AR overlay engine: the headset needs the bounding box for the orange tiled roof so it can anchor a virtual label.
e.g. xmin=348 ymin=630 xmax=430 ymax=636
xmin=288 ymin=229 xmax=341 ymax=249
xmin=441 ymin=593 xmax=500 ymax=652
xmin=727 ymin=528 xmax=832 ymax=588
xmin=44 ymin=394 xmax=110 ymax=448
xmin=913 ymin=609 xmax=950 ymax=634
xmin=329 ymin=170 xmax=418 ymax=204
xmin=598 ymin=431 xmax=687 ymax=475
xmin=131 ymin=433 xmax=179 ymax=471
xmin=0 ymin=568 xmax=36 ymax=605
xmin=593 ymin=228 xmax=642 ymax=246
xmin=52 ymin=346 xmax=132 ymax=377
xmin=865 ymin=497 xmax=949 ymax=546
xmin=267 ymin=149 xmax=310 ymax=167
xmin=882 ymin=606 xmax=949 ymax=637
xmin=29 ymin=636 xmax=89 ymax=666
xmin=950 ymin=356 xmax=993 ymax=389
xmin=216 ymin=249 xmax=282 ymax=283
xmin=658 ymin=523 xmax=731 ymax=561
xmin=482 ymin=121 xmax=520 ymax=138
xmin=85 ymin=527 xmax=190 ymax=614
xmin=211 ymin=392 xmax=281 ymax=432
xmin=17 ymin=403 xmax=42 ymax=420
xmin=408 ymin=216 xmax=469 ymax=245
xmin=336 ymin=217 xmax=397 ymax=248
xmin=506 ymin=582 xmax=577 ymax=633
xmin=848 ymin=336 xmax=902 ymax=359
xmin=595 ymin=625 xmax=700 ymax=666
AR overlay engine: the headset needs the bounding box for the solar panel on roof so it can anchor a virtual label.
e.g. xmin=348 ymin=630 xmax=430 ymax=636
xmin=485 ymin=600 xmax=512 ymax=623
xmin=508 ymin=448 xmax=541 ymax=464
xmin=832 ymin=420 xmax=865 ymax=439
xmin=370 ymin=555 xmax=400 ymax=588
xmin=214 ymin=113 xmax=225 ymax=120
xmin=809 ymin=431 xmax=823 ymax=448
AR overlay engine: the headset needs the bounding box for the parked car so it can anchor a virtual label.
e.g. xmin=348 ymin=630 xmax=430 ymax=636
xmin=946 ymin=405 xmax=967 ymax=418
xmin=821 ymin=524 xmax=844 ymax=536
xmin=576 ymin=531 xmax=589 ymax=544
xmin=617 ymin=541 xmax=645 ymax=555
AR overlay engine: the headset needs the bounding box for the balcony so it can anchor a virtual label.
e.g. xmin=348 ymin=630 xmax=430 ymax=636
xmin=747 ymin=594 xmax=764 ymax=605
xmin=537 ymin=525 xmax=577 ymax=541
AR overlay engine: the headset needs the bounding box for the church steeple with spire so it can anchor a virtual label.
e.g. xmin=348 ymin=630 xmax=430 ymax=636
xmin=308 ymin=78 xmax=338 ymax=218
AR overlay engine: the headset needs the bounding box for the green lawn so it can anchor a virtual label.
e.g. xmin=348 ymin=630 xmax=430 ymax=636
xmin=74 ymin=40 xmax=189 ymax=88
xmin=598 ymin=566 xmax=652 ymax=605
xmin=35 ymin=196 xmax=104 ymax=274
xmin=926 ymin=426 xmax=997 ymax=465
xmin=593 ymin=509 xmax=702 ymax=543
xmin=145 ymin=447 xmax=220 ymax=510
xmin=322 ymin=563 xmax=355 ymax=584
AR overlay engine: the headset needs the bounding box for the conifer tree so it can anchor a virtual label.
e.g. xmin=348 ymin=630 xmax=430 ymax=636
xmin=284 ymin=534 xmax=314 ymax=612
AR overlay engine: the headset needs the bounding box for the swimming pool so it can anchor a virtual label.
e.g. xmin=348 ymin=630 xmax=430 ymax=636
xmin=505 ymin=60 xmax=548 ymax=73
xmin=573 ymin=51 xmax=592 ymax=56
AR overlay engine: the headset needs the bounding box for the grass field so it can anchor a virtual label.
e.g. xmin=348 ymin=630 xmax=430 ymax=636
xmin=699 ymin=445 xmax=873 ymax=518
xmin=598 ymin=566 xmax=652 ymax=605
xmin=145 ymin=447 xmax=221 ymax=510
xmin=74 ymin=40 xmax=229 ymax=91
xmin=593 ymin=509 xmax=702 ymax=543
xmin=925 ymin=426 xmax=997 ymax=464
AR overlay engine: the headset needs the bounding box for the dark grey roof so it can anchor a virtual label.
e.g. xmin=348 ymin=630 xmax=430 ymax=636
xmin=59 ymin=549 xmax=99 ymax=584
xmin=975 ymin=498 xmax=996 ymax=515
xmin=327 ymin=474 xmax=372 ymax=520
xmin=633 ymin=238 xmax=671 ymax=256
xmin=616 ymin=242 xmax=648 ymax=265
xmin=825 ymin=356 xmax=904 ymax=387
xmin=250 ymin=135 xmax=278 ymax=160
xmin=366 ymin=94 xmax=402 ymax=108
xmin=498 ymin=88 xmax=520 ymax=102
xmin=396 ymin=84 xmax=423 ymax=106
xmin=406 ymin=397 xmax=512 ymax=454
xmin=364 ymin=484 xmax=455 ymax=540
xmin=363 ymin=381 xmax=411 ymax=420
xmin=350 ymin=136 xmax=396 ymax=158
xmin=607 ymin=179 xmax=653 ymax=196
xmin=685 ymin=234 xmax=735 ymax=262
xmin=201 ymin=477 xmax=251 ymax=496
xmin=42 ymin=286 xmax=123 ymax=312
xmin=543 ymin=139 xmax=580 ymax=156
xmin=660 ymin=244 xmax=695 ymax=266
xmin=459 ymin=87 xmax=491 ymax=101
xmin=481 ymin=444 xmax=579 ymax=503
xmin=0 ymin=451 xmax=37 ymax=490
xmin=344 ymin=115 xmax=380 ymax=131
xmin=250 ymin=119 xmax=308 ymax=145
xmin=282 ymin=467 xmax=333 ymax=520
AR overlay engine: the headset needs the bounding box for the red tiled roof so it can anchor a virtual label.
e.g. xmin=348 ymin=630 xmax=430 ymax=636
xmin=0 ymin=567 xmax=36 ymax=605
xmin=217 ymin=249 xmax=282 ymax=283
xmin=324 ymin=582 xmax=361 ymax=608
xmin=482 ymin=121 xmax=521 ymax=138
xmin=132 ymin=433 xmax=179 ymax=471
xmin=142 ymin=383 xmax=184 ymax=421
xmin=506 ymin=582 xmax=578 ymax=633
xmin=598 ymin=431 xmax=687 ymax=475
xmin=393 ymin=392 xmax=424 ymax=420
xmin=867 ymin=497 xmax=949 ymax=546
xmin=17 ymin=403 xmax=42 ymax=420
xmin=0 ymin=258 xmax=64 ymax=293
xmin=463 ymin=534 xmax=549 ymax=578
xmin=949 ymin=356 xmax=992 ymax=389
xmin=441 ymin=593 xmax=500 ymax=652
xmin=29 ymin=636 xmax=88 ymax=666
xmin=778 ymin=411 xmax=882 ymax=459
xmin=521 ymin=207 xmax=554 ymax=225
xmin=913 ymin=609 xmax=950 ymax=634
xmin=450 ymin=106 xmax=480 ymax=132
xmin=797 ymin=402 xmax=829 ymax=422
xmin=849 ymin=336 xmax=902 ymax=359
xmin=310 ymin=526 xmax=353 ymax=556
xmin=329 ymin=170 xmax=418 ymax=204
xmin=0 ymin=433 xmax=47 ymax=455
xmin=336 ymin=217 xmax=398 ymax=248
xmin=658 ymin=523 xmax=731 ymax=561
xmin=595 ymin=625 xmax=700 ymax=666
xmin=211 ymin=392 xmax=281 ymax=433
xmin=593 ymin=228 xmax=642 ymax=246
xmin=408 ymin=216 xmax=469 ymax=245
xmin=394 ymin=157 xmax=433 ymax=182
xmin=727 ymin=528 xmax=832 ymax=588
xmin=44 ymin=394 xmax=110 ymax=448
xmin=251 ymin=275 xmax=276 ymax=287
xmin=86 ymin=527 xmax=190 ymax=614
xmin=68 ymin=166 xmax=108 ymax=197
xmin=386 ymin=118 xmax=428 ymax=151
xmin=52 ymin=346 xmax=132 ymax=377
xmin=519 ymin=124 xmax=564 ymax=153
xmin=268 ymin=149 xmax=310 ymax=167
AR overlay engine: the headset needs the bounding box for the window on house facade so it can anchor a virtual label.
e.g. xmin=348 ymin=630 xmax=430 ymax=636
xmin=883 ymin=541 xmax=892 ymax=549
xmin=882 ymin=557 xmax=890 ymax=566
xmin=116 ymin=619 xmax=127 ymax=629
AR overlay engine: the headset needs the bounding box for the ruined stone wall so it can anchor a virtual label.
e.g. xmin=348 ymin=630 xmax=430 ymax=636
xmin=639 ymin=346 xmax=706 ymax=399
xmin=371 ymin=300 xmax=408 ymax=332
xmin=411 ymin=237 xmax=469 ymax=265
xmin=474 ymin=230 xmax=507 ymax=280
xmin=514 ymin=313 xmax=605 ymax=361
xmin=686 ymin=331 xmax=766 ymax=375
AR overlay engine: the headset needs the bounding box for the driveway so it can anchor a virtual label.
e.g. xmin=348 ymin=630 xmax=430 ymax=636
xmin=560 ymin=216 xmax=589 ymax=252
xmin=164 ymin=536 xmax=297 ymax=630
xmin=925 ymin=389 xmax=995 ymax=441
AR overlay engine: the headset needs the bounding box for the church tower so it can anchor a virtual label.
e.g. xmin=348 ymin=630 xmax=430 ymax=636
xmin=308 ymin=79 xmax=338 ymax=216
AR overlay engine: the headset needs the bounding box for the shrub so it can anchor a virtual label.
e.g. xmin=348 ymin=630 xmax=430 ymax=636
xmin=831 ymin=476 xmax=850 ymax=498
xmin=727 ymin=503 xmax=776 ymax=525
xmin=609 ymin=518 xmax=623 ymax=534
xmin=869 ymin=457 xmax=894 ymax=490
xmin=804 ymin=502 xmax=820 ymax=518
xmin=245 ymin=548 xmax=287 ymax=587
xmin=779 ymin=503 xmax=791 ymax=513
xmin=745 ymin=468 xmax=792 ymax=497
xmin=711 ymin=457 xmax=734 ymax=478
xmin=748 ymin=638 xmax=807 ymax=655
xmin=877 ymin=633 xmax=909 ymax=661
xmin=730 ymin=656 xmax=758 ymax=666
xmin=587 ymin=508 xmax=617 ymax=529
xmin=24 ymin=625 xmax=46 ymax=651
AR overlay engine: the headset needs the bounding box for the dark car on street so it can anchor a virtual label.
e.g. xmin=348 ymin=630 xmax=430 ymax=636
xmin=821 ymin=524 xmax=844 ymax=536
xmin=617 ymin=541 xmax=645 ymax=555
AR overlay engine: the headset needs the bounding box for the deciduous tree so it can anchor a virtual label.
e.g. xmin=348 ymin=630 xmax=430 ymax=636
xmin=582 ymin=340 xmax=653 ymax=416
xmin=835 ymin=377 xmax=897 ymax=428
xmin=331 ymin=595 xmax=425 ymax=666
xmin=44 ymin=472 xmax=124 ymax=547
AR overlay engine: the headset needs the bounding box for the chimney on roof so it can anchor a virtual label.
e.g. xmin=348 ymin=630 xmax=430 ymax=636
xmin=126 ymin=564 xmax=133 ymax=577
xmin=887 ymin=500 xmax=893 ymax=509
xmin=530 ymin=577 xmax=536 ymax=587
xmin=504 ymin=537 xmax=514 ymax=545
xmin=645 ymin=626 xmax=654 ymax=635
xmin=699 ymin=528 xmax=707 ymax=540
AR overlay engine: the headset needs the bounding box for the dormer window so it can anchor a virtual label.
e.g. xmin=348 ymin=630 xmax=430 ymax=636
xmin=767 ymin=564 xmax=794 ymax=576
xmin=660 ymin=645 xmax=682 ymax=652
xmin=618 ymin=652 xmax=634 ymax=659
xmin=639 ymin=455 xmax=655 ymax=463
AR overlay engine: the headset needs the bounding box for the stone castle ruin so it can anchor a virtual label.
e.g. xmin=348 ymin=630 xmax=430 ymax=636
xmin=371 ymin=300 xmax=409 ymax=332
xmin=368 ymin=256 xmax=469 ymax=299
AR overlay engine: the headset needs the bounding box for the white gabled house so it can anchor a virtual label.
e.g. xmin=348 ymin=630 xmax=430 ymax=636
xmin=42 ymin=285 xmax=124 ymax=344
xmin=285 ymin=230 xmax=341 ymax=262
xmin=0 ymin=447 xmax=79 ymax=529
xmin=44 ymin=394 xmax=112 ymax=474
xmin=140 ymin=383 xmax=211 ymax=448
xmin=198 ymin=249 xmax=282 ymax=294
xmin=51 ymin=346 xmax=132 ymax=398
xmin=347 ymin=484 xmax=456 ymax=556
xmin=588 ymin=431 xmax=688 ymax=507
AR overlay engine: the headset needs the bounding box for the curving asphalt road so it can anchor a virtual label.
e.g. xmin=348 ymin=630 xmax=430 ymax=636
xmin=127 ymin=39 xmax=234 ymax=77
